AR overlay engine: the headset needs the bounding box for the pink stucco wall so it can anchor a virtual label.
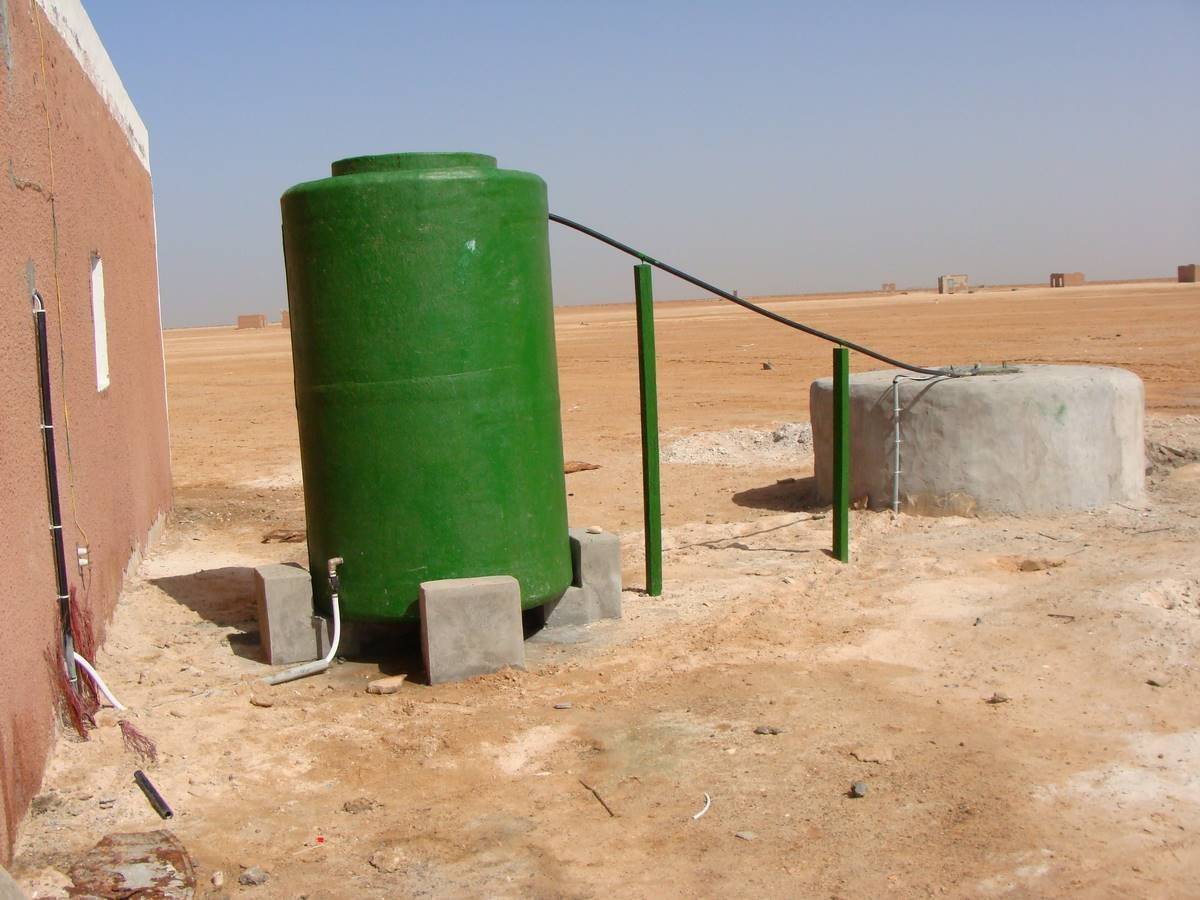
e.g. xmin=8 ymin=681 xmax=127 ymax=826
xmin=0 ymin=0 xmax=171 ymax=862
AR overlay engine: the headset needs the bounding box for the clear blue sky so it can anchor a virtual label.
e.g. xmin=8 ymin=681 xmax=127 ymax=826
xmin=88 ymin=1 xmax=1199 ymax=328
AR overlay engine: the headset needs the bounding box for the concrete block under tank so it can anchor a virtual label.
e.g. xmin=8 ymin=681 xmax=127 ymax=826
xmin=810 ymin=365 xmax=1145 ymax=516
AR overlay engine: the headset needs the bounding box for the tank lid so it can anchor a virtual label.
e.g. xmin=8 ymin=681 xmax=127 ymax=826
xmin=331 ymin=152 xmax=497 ymax=176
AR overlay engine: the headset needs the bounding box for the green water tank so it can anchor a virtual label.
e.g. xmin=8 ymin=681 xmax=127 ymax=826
xmin=280 ymin=152 xmax=572 ymax=622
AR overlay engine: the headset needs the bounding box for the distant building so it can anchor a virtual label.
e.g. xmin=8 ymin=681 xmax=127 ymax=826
xmin=1180 ymin=264 xmax=1197 ymax=284
xmin=0 ymin=0 xmax=170 ymax=862
xmin=938 ymin=274 xmax=968 ymax=295
xmin=237 ymin=314 xmax=267 ymax=329
xmin=281 ymin=310 xmax=291 ymax=328
xmin=881 ymin=282 xmax=896 ymax=293
xmin=1050 ymin=272 xmax=1085 ymax=287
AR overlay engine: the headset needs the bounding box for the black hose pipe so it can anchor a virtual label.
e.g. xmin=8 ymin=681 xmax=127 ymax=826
xmin=549 ymin=213 xmax=957 ymax=378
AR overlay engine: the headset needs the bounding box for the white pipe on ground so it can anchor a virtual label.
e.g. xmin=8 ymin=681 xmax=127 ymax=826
xmin=72 ymin=652 xmax=126 ymax=711
xmin=264 ymin=557 xmax=343 ymax=686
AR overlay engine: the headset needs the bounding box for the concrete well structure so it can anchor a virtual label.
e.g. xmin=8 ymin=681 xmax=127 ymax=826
xmin=237 ymin=314 xmax=267 ymax=329
xmin=811 ymin=365 xmax=1144 ymax=516
xmin=1050 ymin=272 xmax=1085 ymax=287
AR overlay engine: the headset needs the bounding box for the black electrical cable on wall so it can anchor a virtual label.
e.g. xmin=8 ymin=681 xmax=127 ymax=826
xmin=32 ymin=290 xmax=76 ymax=682
xmin=549 ymin=213 xmax=957 ymax=378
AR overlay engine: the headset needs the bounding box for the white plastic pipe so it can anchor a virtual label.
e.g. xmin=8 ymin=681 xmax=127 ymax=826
xmin=72 ymin=652 xmax=126 ymax=711
xmin=264 ymin=557 xmax=343 ymax=686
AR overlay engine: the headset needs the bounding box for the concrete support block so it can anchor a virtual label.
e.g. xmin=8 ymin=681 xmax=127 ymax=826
xmin=419 ymin=576 xmax=524 ymax=684
xmin=543 ymin=585 xmax=594 ymax=627
xmin=543 ymin=528 xmax=622 ymax=626
xmin=254 ymin=564 xmax=328 ymax=665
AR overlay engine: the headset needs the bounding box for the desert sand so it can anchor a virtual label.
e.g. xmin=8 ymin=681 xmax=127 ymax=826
xmin=12 ymin=279 xmax=1200 ymax=897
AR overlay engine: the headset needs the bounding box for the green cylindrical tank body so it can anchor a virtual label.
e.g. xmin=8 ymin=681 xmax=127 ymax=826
xmin=281 ymin=152 xmax=572 ymax=622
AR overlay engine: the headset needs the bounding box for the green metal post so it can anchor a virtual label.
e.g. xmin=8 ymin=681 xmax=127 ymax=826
xmin=832 ymin=346 xmax=851 ymax=562
xmin=634 ymin=263 xmax=663 ymax=595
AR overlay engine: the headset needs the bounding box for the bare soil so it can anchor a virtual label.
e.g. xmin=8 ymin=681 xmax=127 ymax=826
xmin=12 ymin=280 xmax=1200 ymax=898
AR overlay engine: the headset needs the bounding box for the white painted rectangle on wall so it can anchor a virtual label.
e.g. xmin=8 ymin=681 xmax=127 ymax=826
xmin=91 ymin=253 xmax=109 ymax=391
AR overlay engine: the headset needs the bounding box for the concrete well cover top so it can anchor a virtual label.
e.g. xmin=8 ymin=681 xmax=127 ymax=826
xmin=810 ymin=364 xmax=1145 ymax=515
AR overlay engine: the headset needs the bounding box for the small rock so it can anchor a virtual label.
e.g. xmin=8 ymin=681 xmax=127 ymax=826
xmin=343 ymin=797 xmax=380 ymax=814
xmin=369 ymin=847 xmax=407 ymax=874
xmin=586 ymin=526 xmax=603 ymax=534
xmin=553 ymin=702 xmax=573 ymax=710
xmin=1018 ymin=558 xmax=1064 ymax=572
xmin=94 ymin=708 xmax=120 ymax=728
xmin=761 ymin=361 xmax=773 ymax=370
xmin=238 ymin=866 xmax=269 ymax=886
xmin=734 ymin=831 xmax=757 ymax=841
xmin=985 ymin=692 xmax=1011 ymax=704
xmin=850 ymin=746 xmax=893 ymax=765
xmin=850 ymin=781 xmax=868 ymax=798
xmin=212 ymin=870 xmax=225 ymax=888
xmin=98 ymin=797 xmax=116 ymax=809
xmin=1147 ymin=675 xmax=1171 ymax=688
xmin=366 ymin=674 xmax=408 ymax=695
xmin=753 ymin=725 xmax=782 ymax=735
xmin=973 ymin=617 xmax=983 ymax=626
xmin=30 ymin=791 xmax=62 ymax=816
xmin=564 ymin=460 xmax=601 ymax=474
xmin=249 ymin=694 xmax=274 ymax=708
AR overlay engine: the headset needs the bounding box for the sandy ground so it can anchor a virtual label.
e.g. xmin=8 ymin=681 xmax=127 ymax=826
xmin=11 ymin=280 xmax=1200 ymax=898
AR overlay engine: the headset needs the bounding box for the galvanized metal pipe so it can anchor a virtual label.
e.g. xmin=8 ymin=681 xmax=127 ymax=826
xmin=892 ymin=375 xmax=902 ymax=513
xmin=889 ymin=373 xmax=948 ymax=513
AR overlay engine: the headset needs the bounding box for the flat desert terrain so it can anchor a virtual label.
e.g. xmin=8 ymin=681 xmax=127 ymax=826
xmin=13 ymin=279 xmax=1200 ymax=898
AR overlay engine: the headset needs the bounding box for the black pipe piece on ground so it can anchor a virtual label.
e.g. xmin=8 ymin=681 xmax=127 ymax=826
xmin=134 ymin=769 xmax=174 ymax=819
xmin=549 ymin=213 xmax=955 ymax=378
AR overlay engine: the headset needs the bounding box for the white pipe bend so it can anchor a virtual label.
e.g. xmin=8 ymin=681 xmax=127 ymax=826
xmin=264 ymin=557 xmax=343 ymax=686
